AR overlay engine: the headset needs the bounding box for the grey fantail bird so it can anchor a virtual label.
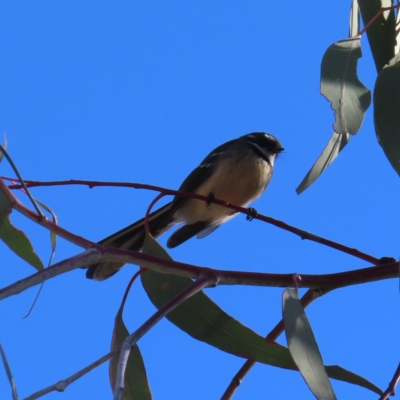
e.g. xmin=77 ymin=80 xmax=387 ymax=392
xmin=86 ymin=132 xmax=283 ymax=281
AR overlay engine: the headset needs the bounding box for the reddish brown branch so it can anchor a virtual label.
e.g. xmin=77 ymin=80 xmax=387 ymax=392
xmin=113 ymin=275 xmax=215 ymax=399
xmin=379 ymin=363 xmax=400 ymax=400
xmin=144 ymin=192 xmax=167 ymax=235
xmin=358 ymin=5 xmax=400 ymax=37
xmin=23 ymin=349 xmax=118 ymax=400
xmin=24 ymin=274 xmax=215 ymax=400
xmin=221 ymin=289 xmax=324 ymax=399
xmin=1 ymin=176 xmax=396 ymax=299
xmin=0 ymin=149 xmax=44 ymax=218
xmin=3 ymin=178 xmax=382 ymax=265
xmin=1 ymin=176 xmax=397 ymax=398
xmin=0 ymin=240 xmax=398 ymax=302
xmin=0 ymin=179 xmax=93 ymax=249
xmin=118 ymin=269 xmax=145 ymax=312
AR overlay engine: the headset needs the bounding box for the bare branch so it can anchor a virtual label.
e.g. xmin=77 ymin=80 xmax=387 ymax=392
xmin=23 ymin=349 xmax=118 ymax=400
xmin=221 ymin=289 xmax=324 ymax=399
xmin=0 ymin=178 xmax=93 ymax=249
xmin=0 ymin=149 xmax=44 ymax=218
xmin=4 ymin=178 xmax=383 ymax=264
xmin=358 ymin=5 xmax=400 ymax=37
xmin=23 ymin=274 xmax=216 ymax=400
xmin=0 ymin=249 xmax=101 ymax=299
xmin=379 ymin=363 xmax=400 ymax=400
xmin=1 ymin=243 xmax=399 ymax=301
xmin=113 ymin=274 xmax=216 ymax=400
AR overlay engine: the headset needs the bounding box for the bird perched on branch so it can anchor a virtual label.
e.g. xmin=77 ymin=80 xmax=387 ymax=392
xmin=86 ymin=132 xmax=283 ymax=281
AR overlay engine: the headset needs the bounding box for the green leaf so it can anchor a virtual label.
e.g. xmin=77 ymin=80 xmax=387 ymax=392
xmin=374 ymin=53 xmax=400 ymax=176
xmin=283 ymin=288 xmax=337 ymax=400
xmin=110 ymin=305 xmax=152 ymax=400
xmin=141 ymin=236 xmax=296 ymax=369
xmin=321 ymin=37 xmax=371 ymax=135
xmin=140 ymin=237 xmax=383 ymax=395
xmin=0 ymin=188 xmax=11 ymax=210
xmin=0 ymin=213 xmax=43 ymax=271
xmin=358 ymin=0 xmax=396 ymax=72
xmin=297 ymin=36 xmax=371 ymax=194
xmin=0 ymin=178 xmax=43 ymax=270
xmin=0 ymin=343 xmax=18 ymax=400
xmin=296 ymin=132 xmax=350 ymax=194
xmin=325 ymin=365 xmax=382 ymax=396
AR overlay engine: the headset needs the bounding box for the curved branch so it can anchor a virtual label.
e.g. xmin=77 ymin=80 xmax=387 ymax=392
xmin=3 ymin=178 xmax=382 ymax=264
xmin=0 ymin=242 xmax=398 ymax=302
xmin=113 ymin=274 xmax=215 ymax=399
xmin=221 ymin=289 xmax=324 ymax=399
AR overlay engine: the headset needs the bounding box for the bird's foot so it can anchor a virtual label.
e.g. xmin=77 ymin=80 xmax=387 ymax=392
xmin=246 ymin=207 xmax=258 ymax=221
xmin=206 ymin=192 xmax=215 ymax=206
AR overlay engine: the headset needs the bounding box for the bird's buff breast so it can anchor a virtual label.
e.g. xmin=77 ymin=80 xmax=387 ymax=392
xmin=175 ymin=157 xmax=272 ymax=224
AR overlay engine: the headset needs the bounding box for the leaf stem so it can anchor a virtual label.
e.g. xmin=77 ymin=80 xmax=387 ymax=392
xmin=357 ymin=5 xmax=400 ymax=37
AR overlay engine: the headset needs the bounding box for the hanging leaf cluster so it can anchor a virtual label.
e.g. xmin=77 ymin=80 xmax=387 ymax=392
xmin=297 ymin=0 xmax=400 ymax=193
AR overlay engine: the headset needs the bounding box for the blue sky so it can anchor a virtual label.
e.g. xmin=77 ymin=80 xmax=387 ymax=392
xmin=0 ymin=2 xmax=399 ymax=399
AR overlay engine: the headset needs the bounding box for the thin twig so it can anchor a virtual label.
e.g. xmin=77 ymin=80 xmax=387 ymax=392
xmin=144 ymin=192 xmax=166 ymax=235
xmin=23 ymin=349 xmax=118 ymax=400
xmin=109 ymin=269 xmax=146 ymax=391
xmin=379 ymin=363 xmax=400 ymax=400
xmin=0 ymin=152 xmax=44 ymax=217
xmin=221 ymin=289 xmax=325 ymax=399
xmin=0 ymin=178 xmax=93 ymax=249
xmin=23 ymin=274 xmax=216 ymax=400
xmin=4 ymin=178 xmax=382 ymax=265
xmin=22 ymin=282 xmax=44 ymax=319
xmin=25 ymin=273 xmax=141 ymax=400
xmin=0 ymin=249 xmax=103 ymax=300
xmin=0 ymin=242 xmax=398 ymax=302
xmin=113 ymin=274 xmax=216 ymax=400
xmin=358 ymin=5 xmax=400 ymax=37
xmin=1 ymin=177 xmax=395 ymax=398
xmin=118 ymin=270 xmax=145 ymax=312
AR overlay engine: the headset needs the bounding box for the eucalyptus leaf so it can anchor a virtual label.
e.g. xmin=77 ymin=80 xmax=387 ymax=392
xmin=0 ymin=214 xmax=43 ymax=271
xmin=0 ymin=188 xmax=11 ymax=210
xmin=283 ymin=288 xmax=336 ymax=400
xmin=297 ymin=36 xmax=371 ymax=194
xmin=321 ymin=37 xmax=371 ymax=135
xmin=140 ymin=236 xmax=383 ymax=395
xmin=0 ymin=343 xmax=18 ymax=400
xmin=296 ymin=132 xmax=350 ymax=194
xmin=141 ymin=236 xmax=296 ymax=370
xmin=110 ymin=308 xmax=152 ymax=400
xmin=374 ymin=54 xmax=400 ymax=175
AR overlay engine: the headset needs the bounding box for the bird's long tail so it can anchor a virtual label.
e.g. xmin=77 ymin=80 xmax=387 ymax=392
xmin=86 ymin=202 xmax=173 ymax=281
